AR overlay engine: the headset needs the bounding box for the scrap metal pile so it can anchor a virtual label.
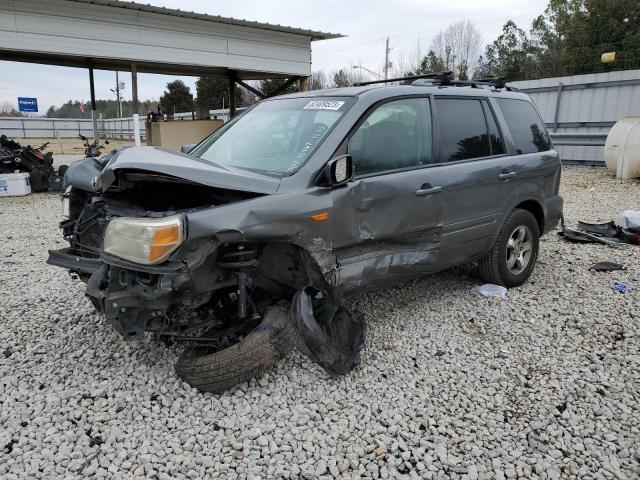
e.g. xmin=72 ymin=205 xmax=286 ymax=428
xmin=0 ymin=135 xmax=64 ymax=192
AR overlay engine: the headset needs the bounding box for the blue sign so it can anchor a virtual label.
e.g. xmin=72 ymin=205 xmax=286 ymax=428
xmin=18 ymin=97 xmax=38 ymax=113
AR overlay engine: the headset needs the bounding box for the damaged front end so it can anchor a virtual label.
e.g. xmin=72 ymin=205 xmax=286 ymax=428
xmin=47 ymin=147 xmax=366 ymax=384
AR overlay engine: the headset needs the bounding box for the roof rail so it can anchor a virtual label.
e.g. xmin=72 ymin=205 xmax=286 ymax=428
xmin=412 ymin=75 xmax=518 ymax=91
xmin=353 ymin=71 xmax=453 ymax=87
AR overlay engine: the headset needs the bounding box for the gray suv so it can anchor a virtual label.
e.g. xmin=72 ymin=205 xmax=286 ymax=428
xmin=48 ymin=74 xmax=562 ymax=392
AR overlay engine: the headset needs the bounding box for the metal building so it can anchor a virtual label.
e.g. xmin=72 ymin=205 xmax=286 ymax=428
xmin=0 ymin=0 xmax=341 ymax=142
xmin=510 ymin=69 xmax=640 ymax=164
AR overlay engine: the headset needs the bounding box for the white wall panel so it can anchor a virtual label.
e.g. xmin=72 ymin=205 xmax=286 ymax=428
xmin=0 ymin=0 xmax=313 ymax=76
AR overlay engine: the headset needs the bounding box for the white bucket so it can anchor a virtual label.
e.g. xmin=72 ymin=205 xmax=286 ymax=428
xmin=0 ymin=172 xmax=31 ymax=197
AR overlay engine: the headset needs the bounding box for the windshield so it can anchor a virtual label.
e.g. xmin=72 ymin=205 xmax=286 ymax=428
xmin=190 ymin=97 xmax=354 ymax=175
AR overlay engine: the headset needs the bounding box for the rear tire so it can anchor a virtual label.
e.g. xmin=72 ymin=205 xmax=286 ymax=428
xmin=478 ymin=209 xmax=540 ymax=288
xmin=175 ymin=304 xmax=295 ymax=393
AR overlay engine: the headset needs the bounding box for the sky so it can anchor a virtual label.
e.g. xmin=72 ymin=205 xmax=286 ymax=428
xmin=0 ymin=0 xmax=548 ymax=113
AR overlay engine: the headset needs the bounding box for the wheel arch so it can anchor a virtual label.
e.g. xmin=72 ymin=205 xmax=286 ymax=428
xmin=513 ymin=199 xmax=544 ymax=233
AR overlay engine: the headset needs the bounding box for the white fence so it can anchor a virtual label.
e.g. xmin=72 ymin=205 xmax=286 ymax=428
xmin=0 ymin=109 xmax=242 ymax=141
xmin=0 ymin=116 xmax=147 ymax=140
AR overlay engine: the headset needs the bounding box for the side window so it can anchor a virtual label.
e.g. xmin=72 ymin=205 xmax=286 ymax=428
xmin=497 ymin=98 xmax=551 ymax=154
xmin=348 ymin=98 xmax=431 ymax=175
xmin=483 ymin=100 xmax=505 ymax=155
xmin=436 ymin=98 xmax=491 ymax=162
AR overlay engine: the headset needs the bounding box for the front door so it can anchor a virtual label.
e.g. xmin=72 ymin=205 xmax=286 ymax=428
xmin=329 ymin=97 xmax=445 ymax=292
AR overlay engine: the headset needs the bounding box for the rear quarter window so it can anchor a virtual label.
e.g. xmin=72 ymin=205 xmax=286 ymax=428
xmin=497 ymin=98 xmax=551 ymax=154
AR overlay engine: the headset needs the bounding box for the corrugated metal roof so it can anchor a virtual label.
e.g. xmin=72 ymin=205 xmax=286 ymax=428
xmin=67 ymin=0 xmax=343 ymax=41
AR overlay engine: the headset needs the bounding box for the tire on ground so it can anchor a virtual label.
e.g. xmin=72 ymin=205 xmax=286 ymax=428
xmin=478 ymin=208 xmax=540 ymax=288
xmin=175 ymin=304 xmax=296 ymax=393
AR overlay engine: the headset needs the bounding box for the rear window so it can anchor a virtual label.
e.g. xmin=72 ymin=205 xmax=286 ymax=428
xmin=436 ymin=98 xmax=491 ymax=162
xmin=497 ymin=98 xmax=551 ymax=154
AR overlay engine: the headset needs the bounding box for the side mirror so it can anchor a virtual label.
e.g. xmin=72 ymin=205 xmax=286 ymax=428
xmin=181 ymin=144 xmax=196 ymax=154
xmin=322 ymin=154 xmax=354 ymax=186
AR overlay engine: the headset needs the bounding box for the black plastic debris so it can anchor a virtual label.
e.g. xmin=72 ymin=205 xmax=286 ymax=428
xmin=291 ymin=286 xmax=366 ymax=377
xmin=578 ymin=221 xmax=619 ymax=237
xmin=89 ymin=436 xmax=104 ymax=447
xmin=559 ymin=216 xmax=638 ymax=246
xmin=589 ymin=261 xmax=626 ymax=272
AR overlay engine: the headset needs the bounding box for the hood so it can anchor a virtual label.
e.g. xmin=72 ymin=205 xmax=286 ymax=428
xmin=66 ymin=146 xmax=281 ymax=195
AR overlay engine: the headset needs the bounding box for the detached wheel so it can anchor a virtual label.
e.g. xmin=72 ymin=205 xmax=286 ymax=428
xmin=478 ymin=208 xmax=540 ymax=288
xmin=175 ymin=304 xmax=295 ymax=393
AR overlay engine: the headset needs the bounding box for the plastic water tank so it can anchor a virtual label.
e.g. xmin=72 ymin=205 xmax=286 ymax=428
xmin=604 ymin=117 xmax=640 ymax=179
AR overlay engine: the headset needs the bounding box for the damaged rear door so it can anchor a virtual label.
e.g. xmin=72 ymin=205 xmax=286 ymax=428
xmin=329 ymin=96 xmax=444 ymax=291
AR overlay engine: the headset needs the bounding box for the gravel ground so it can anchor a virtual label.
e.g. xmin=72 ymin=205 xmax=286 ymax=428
xmin=1 ymin=166 xmax=639 ymax=480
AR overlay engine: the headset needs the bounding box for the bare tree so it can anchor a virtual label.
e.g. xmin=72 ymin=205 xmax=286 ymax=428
xmin=0 ymin=101 xmax=22 ymax=117
xmin=430 ymin=21 xmax=482 ymax=79
xmin=310 ymin=70 xmax=328 ymax=90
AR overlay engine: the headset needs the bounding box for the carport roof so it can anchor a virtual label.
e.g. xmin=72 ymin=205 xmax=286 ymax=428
xmin=68 ymin=0 xmax=343 ymax=41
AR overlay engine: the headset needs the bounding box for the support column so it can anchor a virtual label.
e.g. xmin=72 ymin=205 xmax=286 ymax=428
xmin=88 ymin=63 xmax=98 ymax=141
xmin=228 ymin=71 xmax=237 ymax=119
xmin=131 ymin=61 xmax=141 ymax=146
xmin=552 ymin=82 xmax=563 ymax=133
xmin=299 ymin=76 xmax=310 ymax=92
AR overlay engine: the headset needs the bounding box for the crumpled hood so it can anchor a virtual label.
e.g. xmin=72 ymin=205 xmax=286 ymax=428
xmin=66 ymin=146 xmax=281 ymax=194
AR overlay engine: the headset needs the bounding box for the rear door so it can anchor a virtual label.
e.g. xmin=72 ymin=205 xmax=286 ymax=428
xmin=329 ymin=96 xmax=445 ymax=291
xmin=492 ymin=97 xmax=558 ymax=214
xmin=426 ymin=96 xmax=511 ymax=267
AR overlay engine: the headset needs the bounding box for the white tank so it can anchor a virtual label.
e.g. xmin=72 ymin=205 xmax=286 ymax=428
xmin=604 ymin=117 xmax=640 ymax=179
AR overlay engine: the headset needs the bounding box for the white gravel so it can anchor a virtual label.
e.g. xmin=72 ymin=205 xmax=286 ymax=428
xmin=1 ymin=166 xmax=639 ymax=479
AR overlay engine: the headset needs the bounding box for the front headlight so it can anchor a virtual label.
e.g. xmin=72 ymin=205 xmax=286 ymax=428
xmin=104 ymin=215 xmax=184 ymax=265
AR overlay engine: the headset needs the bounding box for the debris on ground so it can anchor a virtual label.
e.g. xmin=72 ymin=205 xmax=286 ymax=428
xmin=590 ymin=261 xmax=626 ymax=272
xmin=470 ymin=284 xmax=507 ymax=298
xmin=560 ymin=212 xmax=640 ymax=246
xmin=292 ymin=286 xmax=367 ymax=377
xmin=0 ymin=135 xmax=64 ymax=192
xmin=612 ymin=282 xmax=628 ymax=294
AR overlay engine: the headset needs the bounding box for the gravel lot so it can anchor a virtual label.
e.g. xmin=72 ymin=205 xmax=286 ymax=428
xmin=1 ymin=166 xmax=639 ymax=480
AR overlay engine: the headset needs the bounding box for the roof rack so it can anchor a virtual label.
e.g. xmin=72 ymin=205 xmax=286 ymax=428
xmin=412 ymin=75 xmax=518 ymax=91
xmin=353 ymin=71 xmax=452 ymax=87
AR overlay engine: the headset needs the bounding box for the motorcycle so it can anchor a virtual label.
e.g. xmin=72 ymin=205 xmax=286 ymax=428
xmin=0 ymin=136 xmax=62 ymax=192
xmin=79 ymin=134 xmax=109 ymax=158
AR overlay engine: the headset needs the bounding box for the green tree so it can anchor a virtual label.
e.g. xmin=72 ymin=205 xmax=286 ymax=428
xmin=46 ymin=106 xmax=56 ymax=118
xmin=332 ymin=69 xmax=351 ymax=87
xmin=413 ymin=50 xmax=446 ymax=75
xmin=195 ymin=77 xmax=242 ymax=110
xmin=159 ymin=80 xmax=193 ymax=114
xmin=483 ymin=0 xmax=640 ymax=80
xmin=483 ymin=20 xmax=539 ymax=80
xmin=259 ymin=78 xmax=298 ymax=97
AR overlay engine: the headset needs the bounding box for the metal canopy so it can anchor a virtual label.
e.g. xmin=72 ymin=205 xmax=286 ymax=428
xmin=0 ymin=0 xmax=342 ymax=142
xmin=0 ymin=0 xmax=341 ymax=79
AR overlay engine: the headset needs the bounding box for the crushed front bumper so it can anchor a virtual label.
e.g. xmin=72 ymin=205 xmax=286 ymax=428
xmin=47 ymin=246 xmax=219 ymax=339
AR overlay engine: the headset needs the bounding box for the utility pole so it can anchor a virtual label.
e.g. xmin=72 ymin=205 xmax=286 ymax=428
xmin=110 ymin=72 xmax=124 ymax=118
xmin=383 ymin=37 xmax=392 ymax=80
xmin=115 ymin=71 xmax=122 ymax=117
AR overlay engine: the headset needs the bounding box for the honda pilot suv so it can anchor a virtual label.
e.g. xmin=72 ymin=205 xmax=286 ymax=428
xmin=48 ymin=74 xmax=563 ymax=392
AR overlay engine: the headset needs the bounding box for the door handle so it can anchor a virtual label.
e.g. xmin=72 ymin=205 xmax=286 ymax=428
xmin=498 ymin=171 xmax=517 ymax=180
xmin=415 ymin=186 xmax=443 ymax=196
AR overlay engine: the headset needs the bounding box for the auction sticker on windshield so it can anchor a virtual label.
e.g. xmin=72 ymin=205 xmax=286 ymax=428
xmin=303 ymin=100 xmax=346 ymax=111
